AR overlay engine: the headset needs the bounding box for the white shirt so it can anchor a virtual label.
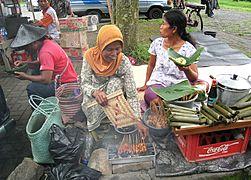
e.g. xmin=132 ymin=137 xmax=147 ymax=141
xmin=147 ymin=37 xmax=196 ymax=87
xmin=45 ymin=6 xmax=60 ymax=41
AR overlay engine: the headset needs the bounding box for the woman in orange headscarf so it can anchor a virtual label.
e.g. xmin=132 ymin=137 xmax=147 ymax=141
xmin=81 ymin=25 xmax=148 ymax=137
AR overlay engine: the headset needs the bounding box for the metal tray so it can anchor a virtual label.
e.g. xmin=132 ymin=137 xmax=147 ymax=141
xmin=108 ymin=143 xmax=156 ymax=165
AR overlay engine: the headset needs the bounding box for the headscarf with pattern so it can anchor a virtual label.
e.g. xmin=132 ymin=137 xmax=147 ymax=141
xmin=84 ymin=25 xmax=123 ymax=76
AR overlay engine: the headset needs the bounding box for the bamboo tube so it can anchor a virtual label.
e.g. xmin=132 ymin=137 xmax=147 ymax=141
xmin=170 ymin=115 xmax=200 ymax=124
xmin=165 ymin=103 xmax=197 ymax=112
xmin=216 ymin=100 xmax=238 ymax=115
xmin=237 ymin=110 xmax=251 ymax=119
xmin=234 ymin=93 xmax=251 ymax=105
xmin=199 ymin=115 xmax=207 ymax=123
xmin=200 ymin=111 xmax=214 ymax=125
xmin=237 ymin=106 xmax=251 ymax=114
xmin=170 ymin=112 xmax=198 ymax=118
xmin=170 ymin=108 xmax=197 ymax=114
xmin=206 ymin=118 xmax=214 ymax=126
xmin=213 ymin=103 xmax=232 ymax=118
xmin=200 ymin=109 xmax=215 ymax=121
xmin=232 ymin=101 xmax=251 ymax=109
xmin=169 ymin=122 xmax=200 ymax=127
xmin=201 ymin=103 xmax=223 ymax=120
xmin=243 ymin=116 xmax=251 ymax=120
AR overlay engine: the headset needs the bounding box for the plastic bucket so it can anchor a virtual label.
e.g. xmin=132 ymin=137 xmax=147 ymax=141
xmin=204 ymin=31 xmax=217 ymax=38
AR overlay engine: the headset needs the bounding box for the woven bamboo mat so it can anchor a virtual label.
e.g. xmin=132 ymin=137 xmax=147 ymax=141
xmin=86 ymin=90 xmax=139 ymax=128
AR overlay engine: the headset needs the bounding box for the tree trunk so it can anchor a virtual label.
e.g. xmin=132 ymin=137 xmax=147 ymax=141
xmin=115 ymin=0 xmax=139 ymax=54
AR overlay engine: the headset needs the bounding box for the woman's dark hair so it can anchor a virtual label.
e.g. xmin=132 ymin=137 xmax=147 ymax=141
xmin=163 ymin=9 xmax=197 ymax=48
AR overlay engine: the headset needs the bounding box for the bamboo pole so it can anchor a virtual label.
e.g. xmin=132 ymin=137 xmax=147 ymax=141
xmin=107 ymin=0 xmax=114 ymax=24
xmin=29 ymin=0 xmax=36 ymax=21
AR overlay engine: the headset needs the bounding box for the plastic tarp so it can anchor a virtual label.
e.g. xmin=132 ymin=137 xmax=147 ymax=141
xmin=192 ymin=32 xmax=251 ymax=67
xmin=153 ymin=133 xmax=251 ymax=177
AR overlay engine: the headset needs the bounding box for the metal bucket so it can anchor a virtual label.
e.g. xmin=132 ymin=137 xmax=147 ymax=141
xmin=216 ymin=74 xmax=251 ymax=106
xmin=171 ymin=94 xmax=198 ymax=108
xmin=217 ymin=84 xmax=250 ymax=106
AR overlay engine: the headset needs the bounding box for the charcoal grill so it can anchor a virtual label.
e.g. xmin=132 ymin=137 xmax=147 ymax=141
xmin=108 ymin=143 xmax=156 ymax=165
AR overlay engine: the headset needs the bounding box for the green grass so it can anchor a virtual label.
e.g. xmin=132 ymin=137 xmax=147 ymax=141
xmin=133 ymin=1 xmax=251 ymax=63
xmin=128 ymin=19 xmax=162 ymax=64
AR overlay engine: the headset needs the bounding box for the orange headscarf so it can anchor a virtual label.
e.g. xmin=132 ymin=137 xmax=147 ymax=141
xmin=84 ymin=25 xmax=124 ymax=76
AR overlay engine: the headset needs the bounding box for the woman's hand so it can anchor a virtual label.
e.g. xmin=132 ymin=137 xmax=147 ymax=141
xmin=137 ymin=84 xmax=148 ymax=91
xmin=177 ymin=63 xmax=198 ymax=82
xmin=14 ymin=60 xmax=24 ymax=67
xmin=92 ymin=90 xmax=108 ymax=106
xmin=137 ymin=121 xmax=148 ymax=138
xmin=177 ymin=64 xmax=190 ymax=72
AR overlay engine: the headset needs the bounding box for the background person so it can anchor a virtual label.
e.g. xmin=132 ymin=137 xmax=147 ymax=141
xmin=49 ymin=0 xmax=75 ymax=18
xmin=201 ymin=0 xmax=214 ymax=17
xmin=81 ymin=25 xmax=148 ymax=137
xmin=11 ymin=24 xmax=77 ymax=104
xmin=35 ymin=0 xmax=60 ymax=42
xmin=138 ymin=9 xmax=203 ymax=106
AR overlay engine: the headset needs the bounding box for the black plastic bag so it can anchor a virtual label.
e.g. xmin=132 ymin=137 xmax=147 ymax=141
xmin=0 ymin=85 xmax=10 ymax=124
xmin=47 ymin=124 xmax=102 ymax=180
xmin=45 ymin=163 xmax=102 ymax=180
xmin=49 ymin=124 xmax=85 ymax=164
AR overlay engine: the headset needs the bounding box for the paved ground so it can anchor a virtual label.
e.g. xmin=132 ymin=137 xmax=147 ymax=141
xmin=0 ymin=7 xmax=251 ymax=180
xmin=202 ymin=9 xmax=251 ymax=58
xmin=0 ymin=62 xmax=83 ymax=180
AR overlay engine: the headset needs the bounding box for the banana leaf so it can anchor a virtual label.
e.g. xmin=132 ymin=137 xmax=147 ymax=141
xmin=168 ymin=47 xmax=204 ymax=66
xmin=151 ymin=80 xmax=197 ymax=102
xmin=5 ymin=64 xmax=28 ymax=74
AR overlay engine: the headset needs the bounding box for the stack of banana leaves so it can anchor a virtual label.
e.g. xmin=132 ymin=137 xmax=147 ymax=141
xmin=151 ymin=80 xmax=198 ymax=102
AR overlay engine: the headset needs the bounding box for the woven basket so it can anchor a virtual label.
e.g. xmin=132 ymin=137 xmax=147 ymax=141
xmin=55 ymin=82 xmax=83 ymax=124
xmin=26 ymin=95 xmax=64 ymax=164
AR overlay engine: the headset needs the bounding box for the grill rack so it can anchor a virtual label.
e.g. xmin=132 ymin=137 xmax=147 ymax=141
xmin=108 ymin=143 xmax=156 ymax=165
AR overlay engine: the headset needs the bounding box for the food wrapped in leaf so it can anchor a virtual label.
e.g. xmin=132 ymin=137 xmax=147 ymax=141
xmin=168 ymin=47 xmax=204 ymax=66
xmin=5 ymin=64 xmax=28 ymax=74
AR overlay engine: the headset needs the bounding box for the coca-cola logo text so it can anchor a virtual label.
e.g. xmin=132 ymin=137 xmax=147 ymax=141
xmin=199 ymin=142 xmax=239 ymax=158
xmin=207 ymin=144 xmax=229 ymax=153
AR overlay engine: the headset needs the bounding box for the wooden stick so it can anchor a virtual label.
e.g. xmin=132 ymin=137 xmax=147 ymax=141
xmin=86 ymin=89 xmax=123 ymax=108
xmin=30 ymin=0 xmax=36 ymax=21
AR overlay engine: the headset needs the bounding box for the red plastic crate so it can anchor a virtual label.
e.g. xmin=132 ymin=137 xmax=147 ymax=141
xmin=175 ymin=127 xmax=251 ymax=162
